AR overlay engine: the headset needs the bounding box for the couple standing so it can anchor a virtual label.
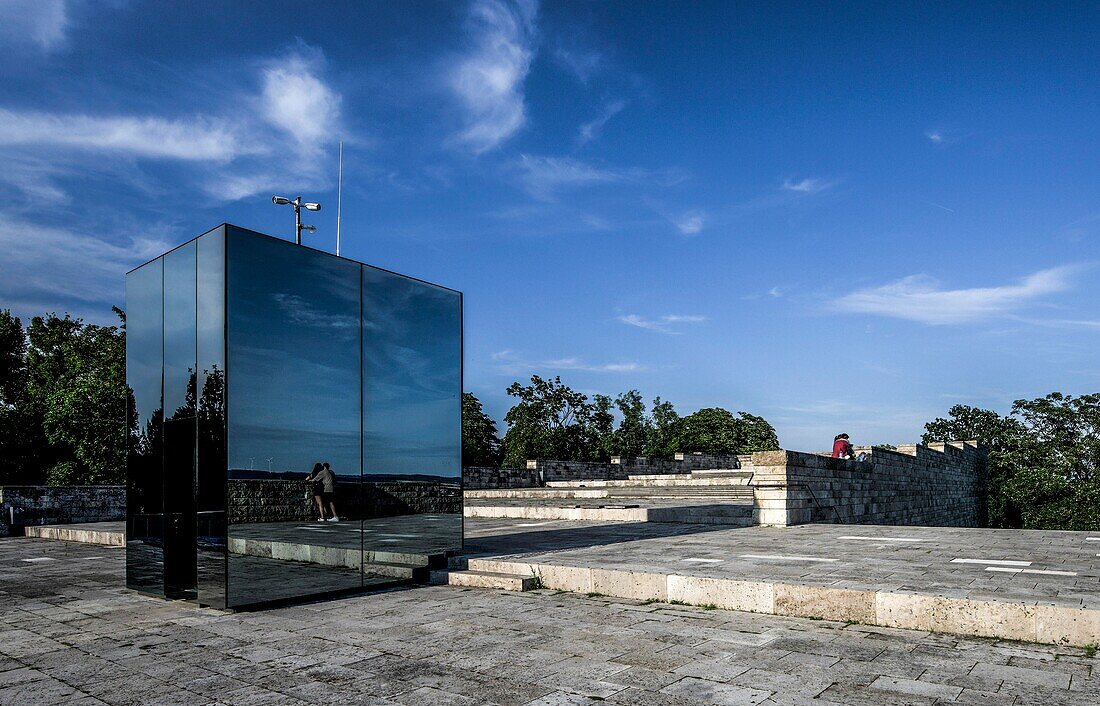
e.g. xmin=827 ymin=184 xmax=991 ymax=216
xmin=305 ymin=462 xmax=340 ymax=522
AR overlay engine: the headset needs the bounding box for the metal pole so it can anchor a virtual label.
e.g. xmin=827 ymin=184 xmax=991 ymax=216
xmin=294 ymin=196 xmax=302 ymax=245
xmin=336 ymin=141 xmax=343 ymax=257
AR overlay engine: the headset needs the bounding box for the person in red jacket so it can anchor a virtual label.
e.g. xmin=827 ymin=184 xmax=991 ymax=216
xmin=831 ymin=433 xmax=853 ymax=459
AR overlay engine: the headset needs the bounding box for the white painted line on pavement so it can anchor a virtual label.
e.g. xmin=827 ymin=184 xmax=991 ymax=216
xmin=515 ymin=522 xmax=555 ymax=527
xmin=682 ymin=558 xmax=724 ymax=564
xmin=838 ymin=536 xmax=925 ymax=543
xmin=950 ymin=558 xmax=1032 ymax=567
xmin=1086 ymin=537 xmax=1100 ymax=542
xmin=740 ymin=554 xmax=838 ymax=563
xmin=22 ymin=557 xmax=56 ymax=562
xmin=985 ymin=567 xmax=1078 ymax=577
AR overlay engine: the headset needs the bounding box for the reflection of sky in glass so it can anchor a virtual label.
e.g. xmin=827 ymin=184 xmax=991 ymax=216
xmin=227 ymin=230 xmax=361 ymax=478
xmin=163 ymin=243 xmax=196 ymax=417
xmin=126 ymin=259 xmax=162 ymax=431
xmin=363 ymin=267 xmax=461 ymax=478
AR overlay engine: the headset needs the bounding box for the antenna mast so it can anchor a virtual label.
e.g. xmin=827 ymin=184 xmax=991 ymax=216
xmin=336 ymin=140 xmax=343 ymax=257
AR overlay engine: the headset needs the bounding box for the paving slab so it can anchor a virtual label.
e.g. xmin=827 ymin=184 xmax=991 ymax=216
xmin=461 ymin=518 xmax=1100 ymax=646
xmin=1 ymin=536 xmax=1095 ymax=704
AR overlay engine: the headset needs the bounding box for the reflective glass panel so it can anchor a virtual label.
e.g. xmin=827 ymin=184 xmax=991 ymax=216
xmin=163 ymin=243 xmax=198 ymax=599
xmin=226 ymin=228 xmax=362 ymax=607
xmin=125 ymin=258 xmax=164 ymax=594
xmin=362 ymin=266 xmax=462 ymax=573
xmin=196 ymin=227 xmax=226 ymax=608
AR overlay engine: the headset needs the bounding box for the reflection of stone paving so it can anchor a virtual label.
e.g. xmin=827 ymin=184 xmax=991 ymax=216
xmin=227 ymin=553 xmax=398 ymax=607
xmin=228 ymin=515 xmax=463 ymax=574
xmin=0 ymin=538 xmax=1095 ymax=705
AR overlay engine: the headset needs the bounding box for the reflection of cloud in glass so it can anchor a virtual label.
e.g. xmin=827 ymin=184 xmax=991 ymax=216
xmin=227 ymin=233 xmax=361 ymax=476
xmin=363 ymin=267 xmax=460 ymax=479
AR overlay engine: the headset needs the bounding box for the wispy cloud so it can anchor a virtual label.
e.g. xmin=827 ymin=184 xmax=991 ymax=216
xmin=669 ymin=210 xmax=705 ymax=235
xmin=214 ymin=46 xmax=344 ymax=200
xmin=553 ymin=44 xmax=603 ymax=84
xmin=449 ymin=0 xmax=538 ymax=154
xmin=0 ymin=217 xmax=171 ymax=322
xmin=0 ymin=109 xmax=253 ymax=161
xmin=517 ymin=154 xmax=635 ymax=199
xmin=576 ymin=99 xmax=625 ymax=146
xmin=618 ymin=314 xmax=706 ymax=335
xmin=780 ymin=177 xmax=836 ymax=194
xmin=491 ymin=349 xmax=642 ymax=374
xmin=260 ymin=51 xmax=342 ymax=145
xmin=833 ymin=265 xmax=1080 ymax=325
xmin=0 ymin=0 xmax=69 ymax=51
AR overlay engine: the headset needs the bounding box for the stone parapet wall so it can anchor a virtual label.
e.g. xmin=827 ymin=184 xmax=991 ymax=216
xmin=0 ymin=485 xmax=125 ymax=536
xmin=752 ymin=441 xmax=985 ymax=527
xmin=463 ymin=466 xmax=540 ymax=490
xmin=513 ymin=453 xmax=743 ymax=486
xmin=227 ymin=479 xmax=461 ymax=524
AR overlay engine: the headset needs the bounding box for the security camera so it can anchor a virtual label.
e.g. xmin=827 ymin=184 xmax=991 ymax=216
xmin=272 ymin=196 xmax=290 ymax=205
xmin=304 ymin=202 xmax=321 ymax=211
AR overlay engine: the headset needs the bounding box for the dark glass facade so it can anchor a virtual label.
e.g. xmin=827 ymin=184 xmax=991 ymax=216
xmin=126 ymin=225 xmax=462 ymax=609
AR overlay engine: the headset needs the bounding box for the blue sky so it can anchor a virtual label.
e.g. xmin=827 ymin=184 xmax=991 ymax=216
xmin=1 ymin=0 xmax=1097 ymax=450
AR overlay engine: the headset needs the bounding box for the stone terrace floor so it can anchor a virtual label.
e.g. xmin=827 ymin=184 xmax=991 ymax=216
xmin=465 ymin=520 xmax=1100 ymax=609
xmin=1 ymin=537 xmax=1097 ymax=705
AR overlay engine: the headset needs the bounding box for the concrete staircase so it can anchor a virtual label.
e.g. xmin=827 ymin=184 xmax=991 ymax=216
xmin=430 ymin=568 xmax=539 ymax=591
xmin=464 ymin=467 xmax=756 ymax=525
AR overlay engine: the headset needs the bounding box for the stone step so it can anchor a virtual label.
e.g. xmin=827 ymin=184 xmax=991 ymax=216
xmin=23 ymin=522 xmax=124 ymax=546
xmin=465 ymin=488 xmax=609 ymax=499
xmin=431 ymin=569 xmax=538 ymax=591
xmin=689 ymin=470 xmax=755 ymax=481
xmin=363 ymin=561 xmax=429 ymax=581
xmin=607 ymin=487 xmax=755 ymax=498
xmin=546 ymin=477 xmax=753 ymax=488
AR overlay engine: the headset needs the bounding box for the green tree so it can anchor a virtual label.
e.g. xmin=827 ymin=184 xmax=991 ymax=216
xmin=500 ymin=375 xmax=597 ymax=468
xmin=462 ymin=392 xmax=502 ymax=467
xmin=589 ymin=394 xmax=616 ymax=461
xmin=672 ymin=407 xmax=780 ymax=455
xmin=612 ymin=390 xmax=649 ymax=458
xmin=923 ymin=395 xmax=1100 ymax=531
xmin=0 ymin=310 xmax=40 ymax=484
xmin=25 ymin=312 xmax=127 ymax=485
xmin=643 ymin=396 xmax=680 ymax=459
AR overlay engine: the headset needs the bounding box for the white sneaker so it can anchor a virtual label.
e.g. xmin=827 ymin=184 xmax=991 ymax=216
xmin=328 ymin=516 xmax=340 ymax=522
xmin=317 ymin=517 xmax=326 ymax=522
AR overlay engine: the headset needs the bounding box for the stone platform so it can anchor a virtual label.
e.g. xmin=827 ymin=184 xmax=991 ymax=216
xmin=23 ymin=521 xmax=124 ymax=546
xmin=458 ymin=519 xmax=1100 ymax=648
xmin=1 ymin=536 xmax=1096 ymax=704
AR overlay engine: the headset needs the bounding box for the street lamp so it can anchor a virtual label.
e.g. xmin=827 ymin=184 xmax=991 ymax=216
xmin=271 ymin=195 xmax=321 ymax=245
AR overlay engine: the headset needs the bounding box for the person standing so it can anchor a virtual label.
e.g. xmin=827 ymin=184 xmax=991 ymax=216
xmin=319 ymin=462 xmax=339 ymax=522
xmin=305 ymin=462 xmax=329 ymax=521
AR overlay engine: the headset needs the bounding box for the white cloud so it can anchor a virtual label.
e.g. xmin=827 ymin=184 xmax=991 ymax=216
xmin=492 ymin=349 xmax=642 ymax=374
xmin=553 ymin=45 xmax=603 ymax=84
xmin=576 ymin=99 xmax=624 ymax=145
xmin=833 ymin=266 xmax=1079 ymax=325
xmin=0 ymin=218 xmax=171 ymax=321
xmin=0 ymin=109 xmax=252 ymax=161
xmin=0 ymin=0 xmax=69 ymax=51
xmin=261 ymin=51 xmax=342 ymax=144
xmin=517 ymin=154 xmax=632 ymax=199
xmin=780 ymin=177 xmax=836 ymax=194
xmin=926 ymin=131 xmax=945 ymax=144
xmin=450 ymin=0 xmax=539 ymax=154
xmin=671 ymin=210 xmax=705 ymax=235
xmin=618 ymin=314 xmax=706 ymax=335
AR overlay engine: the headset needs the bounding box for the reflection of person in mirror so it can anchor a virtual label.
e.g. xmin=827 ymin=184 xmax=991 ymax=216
xmin=305 ymin=462 xmax=339 ymax=522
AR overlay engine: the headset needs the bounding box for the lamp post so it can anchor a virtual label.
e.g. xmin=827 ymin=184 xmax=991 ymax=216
xmin=271 ymin=195 xmax=321 ymax=245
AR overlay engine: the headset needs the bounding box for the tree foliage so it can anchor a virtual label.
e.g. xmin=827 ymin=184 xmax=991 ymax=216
xmin=922 ymin=394 xmax=1100 ymax=531
xmin=670 ymin=408 xmax=780 ymax=456
xmin=462 ymin=392 xmax=502 ymax=467
xmin=0 ymin=310 xmax=127 ymax=485
xmin=498 ymin=376 xmax=781 ymax=466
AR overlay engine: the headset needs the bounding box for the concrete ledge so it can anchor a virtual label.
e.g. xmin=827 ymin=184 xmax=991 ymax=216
xmin=23 ymin=522 xmax=124 ymax=546
xmin=431 ymin=569 xmax=537 ymax=591
xmin=466 ymin=558 xmax=1100 ymax=648
xmin=463 ymin=503 xmax=754 ymax=525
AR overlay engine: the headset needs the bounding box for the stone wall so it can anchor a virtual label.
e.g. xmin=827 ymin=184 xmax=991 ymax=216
xmin=752 ymin=441 xmax=985 ymax=527
xmin=0 ymin=485 xmax=125 ymax=536
xmin=227 ymin=479 xmax=461 ymax=524
xmin=519 ymin=452 xmax=744 ymax=485
xmin=463 ymin=466 xmax=540 ymax=490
